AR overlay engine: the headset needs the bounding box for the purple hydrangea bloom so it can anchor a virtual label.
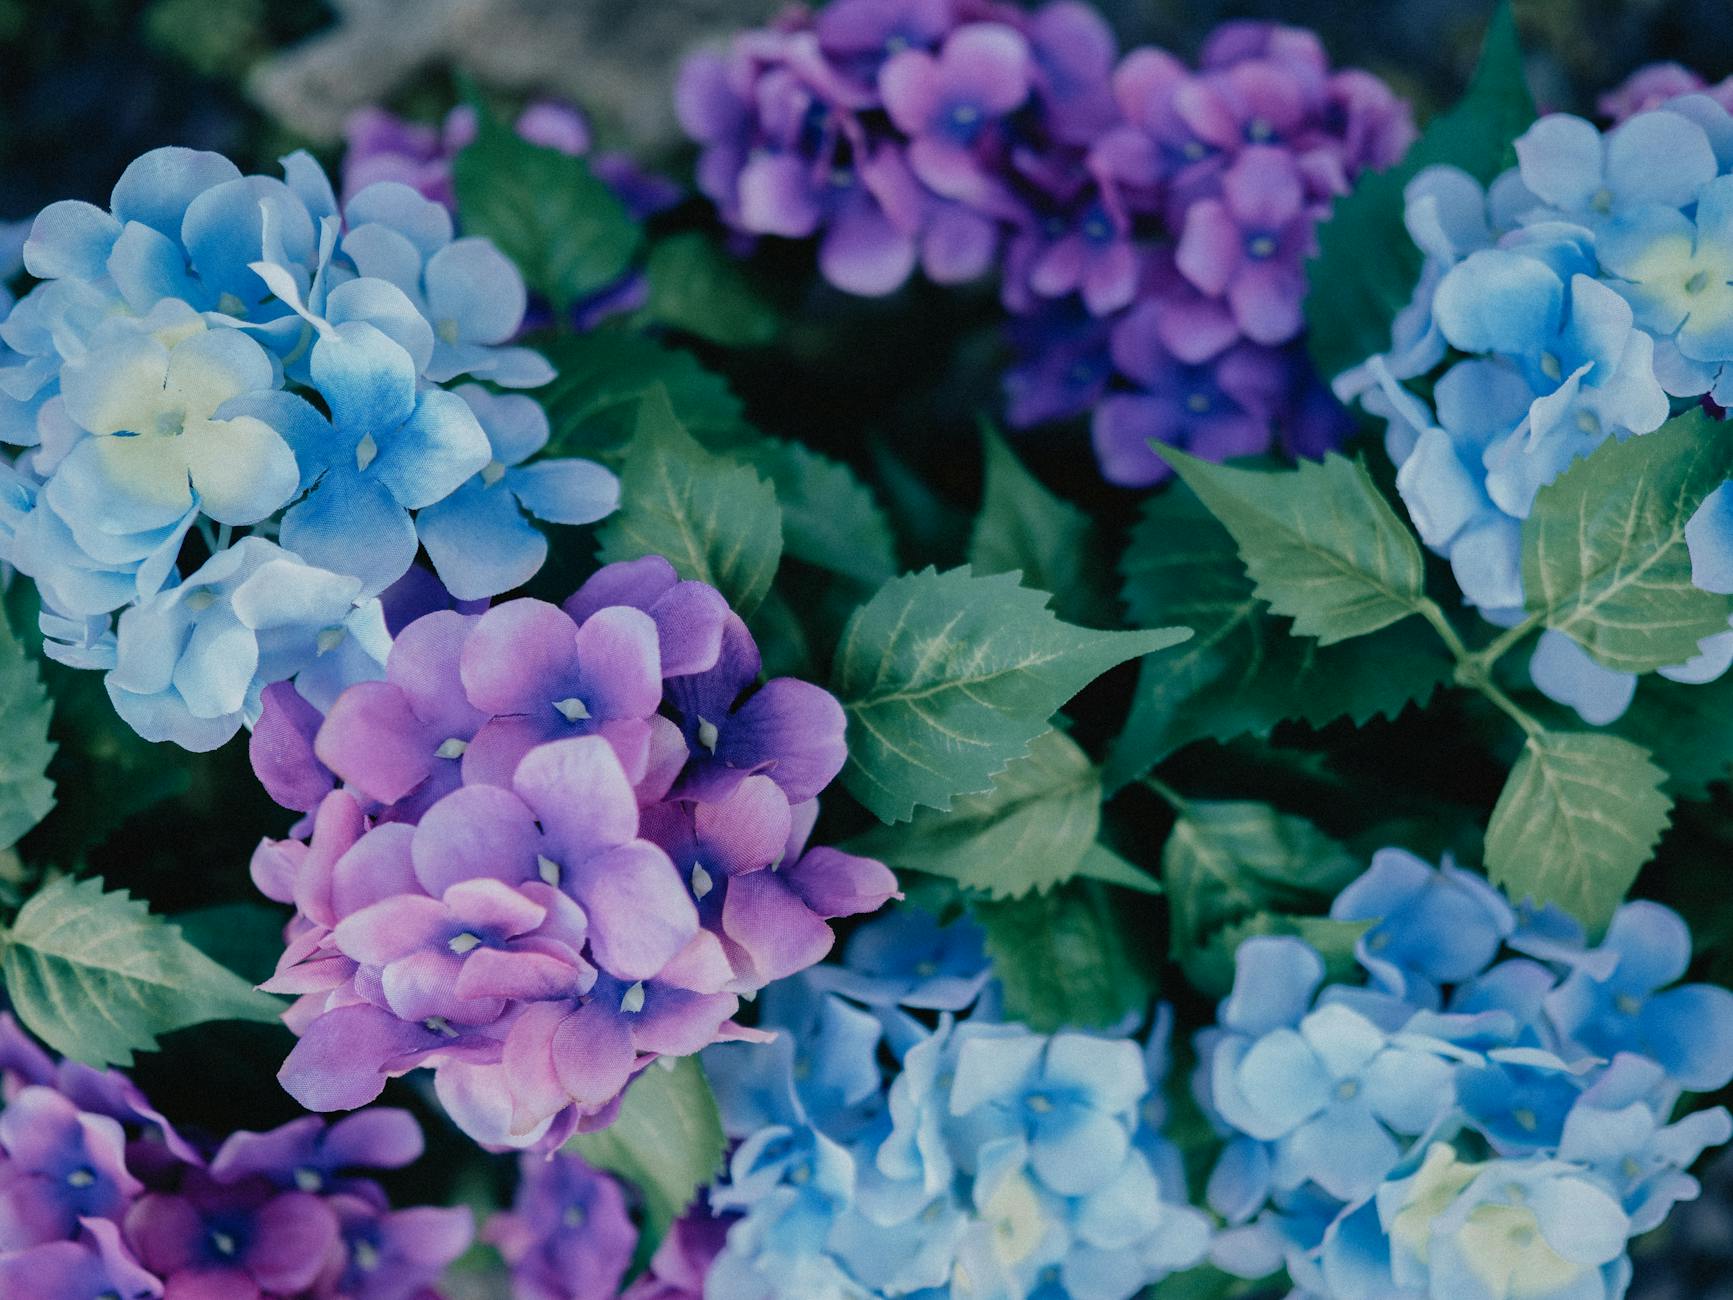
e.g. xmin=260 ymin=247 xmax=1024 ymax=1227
xmin=484 ymin=1150 xmax=637 ymax=1300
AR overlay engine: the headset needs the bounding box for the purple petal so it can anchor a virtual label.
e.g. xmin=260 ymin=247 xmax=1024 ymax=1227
xmin=411 ymin=784 xmax=543 ymax=896
xmin=460 ymin=598 xmax=580 ymax=716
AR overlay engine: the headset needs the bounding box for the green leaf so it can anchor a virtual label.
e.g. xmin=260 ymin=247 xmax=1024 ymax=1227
xmin=538 ymin=329 xmax=756 ymax=464
xmin=973 ymin=881 xmax=1157 ymax=1032
xmin=833 ymin=567 xmax=1189 ymax=823
xmin=1484 ymin=731 xmax=1671 ymax=931
xmin=642 ymin=232 xmax=779 ymax=347
xmin=174 ymin=902 xmax=292 ymax=988
xmin=1072 ymin=841 xmax=1162 ymax=895
xmin=848 ymin=730 xmax=1145 ymax=899
xmin=741 ymin=440 xmax=899 ymax=587
xmin=452 ymin=106 xmax=642 ymax=310
xmin=969 ymin=425 xmax=1111 ymax=625
xmin=1 ymin=875 xmax=284 ymax=1068
xmin=1105 ymin=487 xmax=1449 ymax=789
xmin=1159 ymin=447 xmax=1427 ymax=644
xmin=1306 ymin=3 xmax=1534 ymax=385
xmin=1617 ymin=669 xmax=1733 ymax=799
xmin=0 ymin=613 xmax=55 ymax=851
xmin=1162 ymin=800 xmax=1361 ymax=979
xmin=565 ymin=1055 xmax=724 ymax=1259
xmin=598 ymin=387 xmax=783 ymax=617
xmin=1523 ymin=408 xmax=1733 ymax=673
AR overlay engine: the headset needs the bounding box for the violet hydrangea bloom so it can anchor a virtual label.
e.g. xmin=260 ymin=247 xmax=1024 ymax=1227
xmin=256 ymin=556 xmax=897 ymax=1152
xmin=484 ymin=1149 xmax=637 ymax=1300
xmin=679 ymin=5 xmax=1413 ymax=486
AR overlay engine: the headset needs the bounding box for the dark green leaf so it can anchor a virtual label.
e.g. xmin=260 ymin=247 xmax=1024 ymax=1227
xmin=0 ymin=613 xmax=54 ymax=851
xmin=969 ymin=425 xmax=1111 ymax=625
xmin=565 ymin=1056 xmax=724 ymax=1259
xmin=174 ymin=902 xmax=292 ymax=987
xmin=741 ymin=440 xmax=899 ymax=587
xmin=833 ymin=567 xmax=1189 ymax=823
xmin=973 ymin=881 xmax=1157 ymax=1032
xmin=1484 ymin=731 xmax=1671 ymax=931
xmin=642 ymin=232 xmax=779 ymax=347
xmin=1524 ymin=407 xmax=1733 ymax=673
xmin=1617 ymin=669 xmax=1733 ymax=799
xmin=452 ymin=107 xmax=642 ymax=310
xmin=597 ymin=387 xmax=783 ymax=617
xmin=1306 ymin=3 xmax=1534 ymax=385
xmin=2 ymin=875 xmax=284 ymax=1068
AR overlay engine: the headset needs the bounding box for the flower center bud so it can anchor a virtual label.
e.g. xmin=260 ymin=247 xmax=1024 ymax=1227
xmin=620 ymin=981 xmax=646 ymax=1014
xmin=1686 ymin=269 xmax=1712 ymax=295
xmin=1182 ymin=140 xmax=1207 ymax=161
xmin=355 ymin=433 xmax=380 ymax=472
xmin=1616 ymin=993 xmax=1643 ymax=1015
xmin=1246 ymin=118 xmax=1274 ymax=142
xmin=1539 ymin=352 xmax=1563 ymax=383
xmin=1025 ymin=1093 xmax=1053 ymax=1114
xmin=154 ymin=407 xmax=187 ymax=438
xmin=538 ymin=855 xmax=562 ymax=886
xmin=435 ymin=737 xmax=469 ymax=759
xmin=563 ymin=1204 xmax=586 ymax=1229
xmin=696 ymin=717 xmax=720 ymax=753
xmin=295 ymin=1167 xmax=323 ymax=1193
xmin=1513 ymin=1107 xmax=1537 ymax=1132
xmin=1591 ymin=186 xmax=1614 ymax=213
xmin=1335 ymin=1079 xmax=1359 ymax=1101
xmin=553 ymin=697 xmax=591 ymax=722
xmin=915 ymin=960 xmax=938 ymax=976
xmin=438 ymin=318 xmax=462 ymax=345
xmin=66 ymin=1168 xmax=96 ymax=1189
xmin=950 ymin=103 xmax=981 ymax=129
xmin=1247 ymin=234 xmax=1278 ymax=259
xmin=211 ymin=1230 xmax=238 ymax=1257
xmin=316 ymin=625 xmax=346 ymax=654
xmin=216 ymin=292 xmax=249 ymax=317
xmin=1186 ymin=392 xmax=1212 ymax=414
xmin=355 ymin=1240 xmax=381 ymax=1271
xmin=449 ymin=931 xmax=482 ymax=954
xmin=424 ymin=1016 xmax=459 ymax=1038
xmin=480 ymin=459 xmax=507 ymax=486
xmin=184 ymin=591 xmax=217 ymax=613
xmin=691 ymin=862 xmax=714 ymax=899
xmin=1576 ymin=409 xmax=1601 ymax=436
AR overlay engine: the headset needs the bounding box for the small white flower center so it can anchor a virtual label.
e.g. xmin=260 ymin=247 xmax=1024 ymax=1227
xmin=449 ymin=932 xmax=482 ymax=954
xmin=356 ymin=432 xmax=380 ymax=472
xmin=691 ymin=862 xmax=714 ymax=899
xmin=537 ymin=855 xmax=562 ymax=887
xmin=553 ymin=697 xmax=591 ymax=722
xmin=435 ymin=737 xmax=469 ymax=759
xmin=620 ymin=981 xmax=646 ymax=1014
xmin=696 ymin=717 xmax=720 ymax=753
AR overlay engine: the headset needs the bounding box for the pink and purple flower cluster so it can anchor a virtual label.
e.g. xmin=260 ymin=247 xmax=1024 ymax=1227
xmin=0 ymin=1014 xmax=470 ymax=1299
xmin=677 ymin=1 xmax=1414 ymax=485
xmin=247 ymin=556 xmax=899 ymax=1153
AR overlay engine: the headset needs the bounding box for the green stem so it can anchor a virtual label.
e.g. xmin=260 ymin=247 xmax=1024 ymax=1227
xmin=1478 ymin=677 xmax=1544 ymax=740
xmin=1415 ymin=598 xmax=1470 ymax=662
xmin=1471 ymin=612 xmax=1545 ymax=674
xmin=1142 ymin=775 xmax=1190 ymax=814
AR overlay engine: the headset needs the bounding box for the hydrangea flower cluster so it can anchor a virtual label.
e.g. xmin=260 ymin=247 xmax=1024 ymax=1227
xmin=0 ymin=1013 xmax=470 ymax=1299
xmin=695 ymin=905 xmax=1211 ymax=1298
xmin=483 ymin=1147 xmax=637 ymax=1300
xmin=1198 ymin=848 xmax=1733 ymax=1298
xmin=249 ymin=555 xmax=899 ymax=1153
xmin=1345 ymin=89 xmax=1733 ymax=723
xmin=0 ymin=145 xmax=619 ymax=750
xmin=677 ymin=2 xmax=1414 ymax=486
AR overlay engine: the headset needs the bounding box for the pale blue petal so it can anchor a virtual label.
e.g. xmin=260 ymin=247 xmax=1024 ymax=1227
xmin=309 ymin=321 xmax=417 ymax=437
xmin=106 ymin=681 xmax=242 ymax=751
xmin=110 ymin=147 xmax=241 ymax=235
xmin=1434 ymin=250 xmax=1564 ymax=357
xmin=510 ymin=459 xmax=621 ymax=525
xmin=1448 ymin=516 xmax=1524 ymax=611
xmin=454 ymin=384 xmax=548 ymax=464
xmin=371 ymin=388 xmax=490 ymax=510
xmin=280 ymin=149 xmax=339 ymax=224
xmin=1688 ymin=484 xmax=1733 ymax=595
xmin=345 ymin=182 xmax=454 ymax=259
xmin=324 ymin=277 xmax=435 ymax=374
xmin=416 ymin=481 xmax=547 ymax=601
xmin=281 ymin=470 xmax=417 ymax=597
xmin=424 ymin=238 xmax=526 ymax=345
xmin=1513 ymin=114 xmax=1604 ymax=213
xmin=23 ymin=201 xmax=121 ymax=281
xmin=1221 ymin=937 xmax=1324 ymax=1036
xmin=1029 ymin=1104 xmax=1130 ymax=1196
xmin=173 ymin=606 xmax=259 ymax=718
xmin=1528 ymin=630 xmax=1636 ymax=725
xmin=1607 ymin=110 xmax=1717 ymax=209
xmin=107 ymin=221 xmax=203 ymax=313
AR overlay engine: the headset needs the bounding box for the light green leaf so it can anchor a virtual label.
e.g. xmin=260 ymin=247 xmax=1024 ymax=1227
xmin=1072 ymin=842 xmax=1162 ymax=895
xmin=741 ymin=440 xmax=899 ymax=587
xmin=1 ymin=875 xmax=284 ymax=1068
xmin=969 ymin=425 xmax=1110 ymax=625
xmin=452 ymin=107 xmax=642 ymax=310
xmin=598 ymin=387 xmax=783 ymax=617
xmin=1162 ymin=800 xmax=1361 ymax=977
xmin=538 ymin=329 xmax=755 ymax=464
xmin=973 ymin=881 xmax=1157 ymax=1032
xmin=1105 ymin=487 xmax=1448 ymax=789
xmin=1523 ymin=408 xmax=1733 ymax=673
xmin=565 ymin=1055 xmax=724 ymax=1257
xmin=1616 ymin=669 xmax=1733 ymax=799
xmin=0 ymin=614 xmax=54 ymax=851
xmin=1158 ymin=447 xmax=1428 ymax=644
xmin=1307 ymin=3 xmax=1534 ymax=385
xmin=848 ymin=730 xmax=1147 ymax=899
xmin=643 ymin=232 xmax=779 ymax=347
xmin=1484 ymin=731 xmax=1671 ymax=931
xmin=833 ymin=567 xmax=1189 ymax=823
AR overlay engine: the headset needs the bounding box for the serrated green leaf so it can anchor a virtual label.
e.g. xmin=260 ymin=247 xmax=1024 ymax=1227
xmin=740 ymin=440 xmax=899 ymax=587
xmin=1162 ymin=800 xmax=1361 ymax=976
xmin=1072 ymin=842 xmax=1161 ymax=895
xmin=452 ymin=107 xmax=642 ymax=310
xmin=833 ymin=567 xmax=1189 ymax=823
xmin=174 ymin=902 xmax=292 ymax=987
xmin=1104 ymin=487 xmax=1449 ymax=789
xmin=1616 ymin=669 xmax=1733 ymax=799
xmin=1523 ymin=408 xmax=1733 ymax=673
xmin=642 ymin=232 xmax=779 ymax=347
xmin=565 ymin=1055 xmax=724 ymax=1260
xmin=848 ymin=730 xmax=1106 ymax=899
xmin=1 ymin=875 xmax=283 ymax=1067
xmin=0 ymin=613 xmax=54 ymax=851
xmin=1306 ymin=3 xmax=1534 ymax=385
xmin=538 ymin=329 xmax=755 ymax=464
xmin=598 ymin=387 xmax=782 ymax=617
xmin=1484 ymin=731 xmax=1671 ymax=931
xmin=969 ymin=425 xmax=1111 ymax=626
xmin=1158 ymin=447 xmax=1427 ymax=644
xmin=973 ymin=881 xmax=1157 ymax=1032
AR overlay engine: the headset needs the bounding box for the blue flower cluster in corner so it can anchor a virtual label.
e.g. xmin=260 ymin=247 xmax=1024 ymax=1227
xmin=1344 ymin=91 xmax=1733 ymax=725
xmin=0 ymin=148 xmax=618 ymax=750
xmin=1202 ymin=847 xmax=1733 ymax=1299
xmin=699 ymin=906 xmax=1212 ymax=1299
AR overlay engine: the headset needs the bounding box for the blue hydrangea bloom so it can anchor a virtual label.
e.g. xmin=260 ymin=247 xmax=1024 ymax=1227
xmin=1349 ymin=95 xmax=1733 ymax=725
xmin=1199 ymin=849 xmax=1733 ymax=1299
xmin=700 ymin=905 xmax=1208 ymax=1299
